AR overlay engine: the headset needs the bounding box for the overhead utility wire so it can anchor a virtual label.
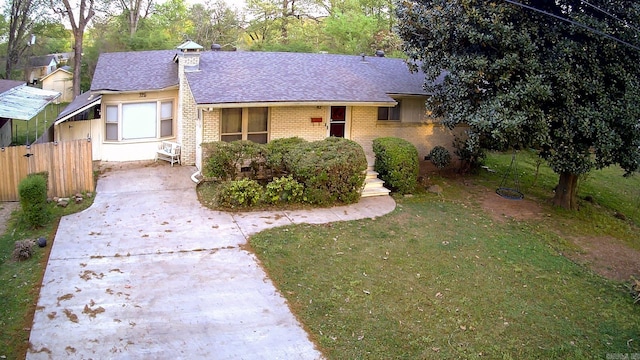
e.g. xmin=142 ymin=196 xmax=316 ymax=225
xmin=503 ymin=0 xmax=640 ymax=51
xmin=581 ymin=0 xmax=640 ymax=34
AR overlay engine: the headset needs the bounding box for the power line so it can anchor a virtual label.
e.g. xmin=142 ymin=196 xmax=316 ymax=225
xmin=581 ymin=0 xmax=640 ymax=35
xmin=503 ymin=0 xmax=640 ymax=51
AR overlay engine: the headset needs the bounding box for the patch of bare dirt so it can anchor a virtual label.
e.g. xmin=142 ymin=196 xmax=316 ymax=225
xmin=0 ymin=201 xmax=19 ymax=234
xmin=564 ymin=235 xmax=640 ymax=282
xmin=479 ymin=190 xmax=547 ymax=223
xmin=424 ymin=165 xmax=640 ymax=283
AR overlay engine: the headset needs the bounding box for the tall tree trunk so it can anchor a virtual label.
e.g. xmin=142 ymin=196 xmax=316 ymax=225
xmin=5 ymin=0 xmax=33 ymax=79
xmin=553 ymin=172 xmax=579 ymax=210
xmin=71 ymin=34 xmax=83 ymax=98
xmin=59 ymin=0 xmax=95 ymax=98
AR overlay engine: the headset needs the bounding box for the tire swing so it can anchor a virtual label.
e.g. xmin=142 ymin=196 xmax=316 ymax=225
xmin=496 ymin=150 xmax=524 ymax=200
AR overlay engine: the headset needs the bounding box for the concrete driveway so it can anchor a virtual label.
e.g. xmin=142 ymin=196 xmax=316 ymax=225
xmin=27 ymin=162 xmax=395 ymax=359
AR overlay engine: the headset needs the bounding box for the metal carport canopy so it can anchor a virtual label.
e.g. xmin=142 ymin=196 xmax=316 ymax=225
xmin=0 ymin=84 xmax=61 ymax=120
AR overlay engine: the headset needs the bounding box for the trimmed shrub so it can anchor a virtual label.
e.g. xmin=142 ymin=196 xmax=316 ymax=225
xmin=12 ymin=240 xmax=35 ymax=261
xmin=264 ymin=176 xmax=305 ymax=204
xmin=265 ymin=137 xmax=308 ymax=177
xmin=286 ymin=137 xmax=367 ymax=205
xmin=202 ymin=141 xmax=267 ymax=180
xmin=372 ymin=137 xmax=419 ymax=194
xmin=429 ymin=146 xmax=452 ymax=169
xmin=216 ymin=179 xmax=264 ymax=208
xmin=18 ymin=174 xmax=51 ymax=228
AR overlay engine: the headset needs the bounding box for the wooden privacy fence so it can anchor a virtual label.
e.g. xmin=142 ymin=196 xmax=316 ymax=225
xmin=0 ymin=140 xmax=94 ymax=202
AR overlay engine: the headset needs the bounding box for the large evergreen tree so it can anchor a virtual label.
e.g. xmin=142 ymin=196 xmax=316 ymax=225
xmin=396 ymin=0 xmax=640 ymax=209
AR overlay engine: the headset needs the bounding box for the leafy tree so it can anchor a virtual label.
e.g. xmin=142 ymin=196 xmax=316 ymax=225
xmin=2 ymin=0 xmax=49 ymax=79
xmin=187 ymin=0 xmax=242 ymax=49
xmin=397 ymin=0 xmax=640 ymax=209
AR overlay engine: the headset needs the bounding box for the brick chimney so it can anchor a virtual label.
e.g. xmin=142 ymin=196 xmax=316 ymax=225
xmin=175 ymin=40 xmax=203 ymax=165
xmin=176 ymin=40 xmax=203 ymax=72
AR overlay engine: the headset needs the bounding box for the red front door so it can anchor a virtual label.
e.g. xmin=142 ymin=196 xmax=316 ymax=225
xmin=329 ymin=106 xmax=346 ymax=137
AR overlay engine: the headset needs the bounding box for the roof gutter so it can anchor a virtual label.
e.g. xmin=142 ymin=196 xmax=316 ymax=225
xmin=196 ymin=100 xmax=397 ymax=109
xmin=91 ymin=85 xmax=179 ymax=95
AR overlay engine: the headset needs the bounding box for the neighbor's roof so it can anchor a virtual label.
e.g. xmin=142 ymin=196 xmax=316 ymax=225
xmin=40 ymin=66 xmax=73 ymax=82
xmin=0 ymin=81 xmax=60 ymax=120
xmin=188 ymin=52 xmax=427 ymax=105
xmin=29 ymin=55 xmax=57 ymax=67
xmin=0 ymin=80 xmax=24 ymax=94
xmin=55 ymin=91 xmax=101 ymax=125
xmin=91 ymin=50 xmax=179 ymax=92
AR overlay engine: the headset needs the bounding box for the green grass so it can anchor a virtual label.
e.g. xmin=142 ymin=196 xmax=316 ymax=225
xmin=10 ymin=103 xmax=68 ymax=145
xmin=249 ymin=152 xmax=640 ymax=359
xmin=0 ymin=197 xmax=93 ymax=359
xmin=251 ymin=195 xmax=639 ymax=359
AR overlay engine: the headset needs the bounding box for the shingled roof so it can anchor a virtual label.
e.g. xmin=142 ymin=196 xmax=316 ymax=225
xmin=91 ymin=50 xmax=179 ymax=92
xmin=90 ymin=48 xmax=428 ymax=104
xmin=29 ymin=55 xmax=57 ymax=68
xmin=188 ymin=51 xmax=426 ymax=105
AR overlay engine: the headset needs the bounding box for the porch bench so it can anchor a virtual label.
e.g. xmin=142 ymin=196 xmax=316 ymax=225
xmin=156 ymin=141 xmax=181 ymax=166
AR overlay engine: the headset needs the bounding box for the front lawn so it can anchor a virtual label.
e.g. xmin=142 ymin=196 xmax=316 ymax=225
xmin=0 ymin=197 xmax=93 ymax=359
xmin=250 ymin=155 xmax=640 ymax=359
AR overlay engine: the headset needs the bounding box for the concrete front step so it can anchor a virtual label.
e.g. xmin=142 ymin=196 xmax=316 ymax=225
xmin=361 ymin=186 xmax=391 ymax=197
xmin=362 ymin=168 xmax=391 ymax=197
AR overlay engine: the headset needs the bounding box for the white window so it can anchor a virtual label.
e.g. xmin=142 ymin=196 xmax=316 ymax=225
xmin=105 ymin=105 xmax=118 ymax=141
xmin=221 ymin=107 xmax=269 ymax=144
xmin=122 ymin=102 xmax=156 ymax=139
xmin=104 ymin=100 xmax=174 ymax=141
xmin=378 ymin=101 xmax=401 ymax=121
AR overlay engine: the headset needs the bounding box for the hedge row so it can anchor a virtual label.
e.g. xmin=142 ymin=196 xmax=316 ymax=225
xmin=203 ymin=137 xmax=367 ymax=207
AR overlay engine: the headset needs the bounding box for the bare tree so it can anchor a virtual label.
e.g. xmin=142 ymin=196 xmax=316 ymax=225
xmin=118 ymin=0 xmax=154 ymax=36
xmin=4 ymin=0 xmax=38 ymax=79
xmin=53 ymin=0 xmax=96 ymax=97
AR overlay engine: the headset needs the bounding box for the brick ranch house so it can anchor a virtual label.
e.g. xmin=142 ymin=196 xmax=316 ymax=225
xmin=54 ymin=41 xmax=465 ymax=170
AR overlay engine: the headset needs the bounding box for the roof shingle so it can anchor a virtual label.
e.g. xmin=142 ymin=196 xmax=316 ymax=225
xmin=91 ymin=50 xmax=179 ymax=92
xmin=90 ymin=48 xmax=428 ymax=104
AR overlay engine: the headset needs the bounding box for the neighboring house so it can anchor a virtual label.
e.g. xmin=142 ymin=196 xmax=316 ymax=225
xmin=41 ymin=66 xmax=74 ymax=103
xmin=55 ymin=41 xmax=464 ymax=169
xmin=27 ymin=55 xmax=58 ymax=84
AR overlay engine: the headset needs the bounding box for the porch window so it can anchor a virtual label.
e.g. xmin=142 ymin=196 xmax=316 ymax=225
xmin=160 ymin=101 xmax=173 ymax=137
xmin=378 ymin=101 xmax=401 ymax=121
xmin=105 ymin=105 xmax=118 ymax=140
xmin=221 ymin=107 xmax=269 ymax=144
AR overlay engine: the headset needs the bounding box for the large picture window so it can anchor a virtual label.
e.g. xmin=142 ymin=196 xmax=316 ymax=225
xmin=221 ymin=107 xmax=269 ymax=143
xmin=104 ymin=100 xmax=174 ymax=141
xmin=122 ymin=102 xmax=156 ymax=139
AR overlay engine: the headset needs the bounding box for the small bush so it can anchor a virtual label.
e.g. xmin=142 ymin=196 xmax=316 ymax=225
xmin=202 ymin=141 xmax=267 ymax=180
xmin=429 ymin=146 xmax=452 ymax=169
xmin=453 ymin=132 xmax=485 ymax=173
xmin=265 ymin=137 xmax=308 ymax=177
xmin=18 ymin=174 xmax=51 ymax=228
xmin=372 ymin=137 xmax=419 ymax=194
xmin=286 ymin=137 xmax=367 ymax=205
xmin=216 ymin=179 xmax=264 ymax=208
xmin=12 ymin=240 xmax=35 ymax=261
xmin=264 ymin=176 xmax=305 ymax=204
